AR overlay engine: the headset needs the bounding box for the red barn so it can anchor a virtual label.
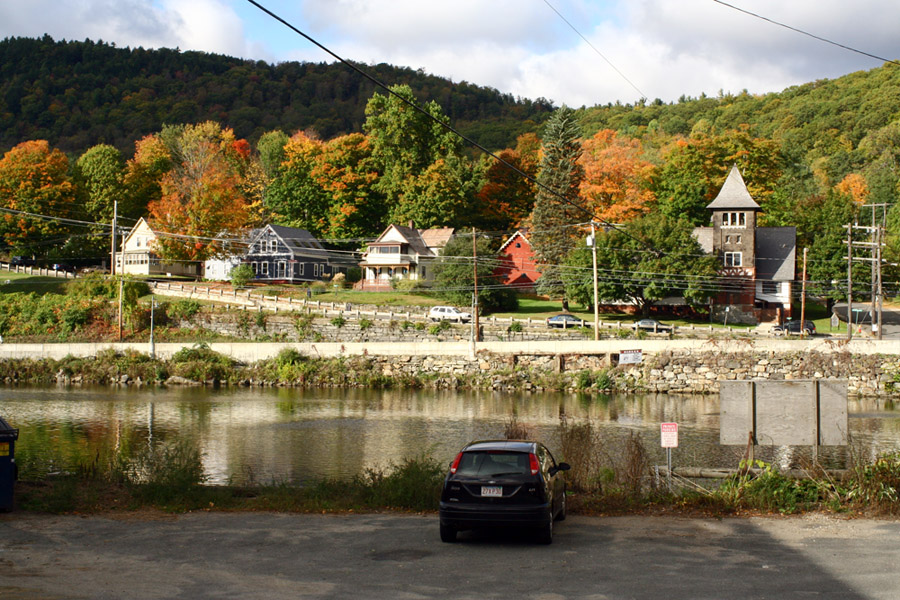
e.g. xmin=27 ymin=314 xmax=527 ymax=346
xmin=495 ymin=230 xmax=540 ymax=292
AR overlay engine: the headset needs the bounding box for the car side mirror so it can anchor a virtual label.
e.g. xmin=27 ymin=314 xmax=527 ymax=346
xmin=550 ymin=462 xmax=571 ymax=476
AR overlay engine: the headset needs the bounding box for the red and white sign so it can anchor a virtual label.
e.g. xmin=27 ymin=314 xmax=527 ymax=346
xmin=660 ymin=422 xmax=678 ymax=448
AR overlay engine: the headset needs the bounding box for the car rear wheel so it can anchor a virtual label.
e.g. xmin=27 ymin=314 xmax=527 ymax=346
xmin=536 ymin=514 xmax=553 ymax=545
xmin=440 ymin=523 xmax=457 ymax=543
xmin=555 ymin=493 xmax=567 ymax=522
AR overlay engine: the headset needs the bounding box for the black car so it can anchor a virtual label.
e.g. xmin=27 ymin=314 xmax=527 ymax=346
xmin=439 ymin=440 xmax=570 ymax=544
xmin=773 ymin=320 xmax=816 ymax=336
xmin=546 ymin=314 xmax=586 ymax=328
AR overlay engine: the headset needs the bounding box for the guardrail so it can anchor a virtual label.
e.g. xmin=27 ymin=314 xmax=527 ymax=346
xmin=148 ymin=281 xmax=786 ymax=336
xmin=0 ymin=262 xmax=77 ymax=279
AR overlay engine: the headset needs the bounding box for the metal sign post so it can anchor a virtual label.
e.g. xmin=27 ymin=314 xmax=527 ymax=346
xmin=661 ymin=422 xmax=678 ymax=492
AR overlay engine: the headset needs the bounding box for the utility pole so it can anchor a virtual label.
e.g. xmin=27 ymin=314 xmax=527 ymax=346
xmin=590 ymin=221 xmax=599 ymax=341
xmin=110 ymin=200 xmax=117 ymax=276
xmin=877 ymin=225 xmax=884 ymax=340
xmin=847 ymin=224 xmax=853 ymax=341
xmin=472 ymin=227 xmax=479 ymax=342
xmin=800 ymin=247 xmax=808 ymax=339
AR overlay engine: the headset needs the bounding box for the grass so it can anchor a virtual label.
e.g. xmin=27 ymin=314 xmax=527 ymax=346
xmin=0 ymin=272 xmax=71 ymax=295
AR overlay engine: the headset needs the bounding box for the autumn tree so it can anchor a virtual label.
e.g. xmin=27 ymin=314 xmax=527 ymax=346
xmin=265 ymin=131 xmax=329 ymax=236
xmin=314 ymin=133 xmax=385 ymax=240
xmin=530 ymin=106 xmax=586 ymax=309
xmin=123 ymin=134 xmax=172 ymax=220
xmin=654 ymin=127 xmax=783 ymax=225
xmin=471 ymin=133 xmax=540 ymax=231
xmin=563 ymin=212 xmax=719 ymax=315
xmin=0 ymin=140 xmax=76 ymax=256
xmin=147 ymin=122 xmax=250 ymax=261
xmin=578 ymin=129 xmax=655 ymax=223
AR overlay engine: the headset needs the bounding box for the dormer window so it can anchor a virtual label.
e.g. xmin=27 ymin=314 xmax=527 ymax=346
xmin=722 ymin=212 xmax=746 ymax=228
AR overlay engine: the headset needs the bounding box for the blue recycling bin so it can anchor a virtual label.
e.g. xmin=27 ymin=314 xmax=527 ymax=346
xmin=0 ymin=416 xmax=18 ymax=511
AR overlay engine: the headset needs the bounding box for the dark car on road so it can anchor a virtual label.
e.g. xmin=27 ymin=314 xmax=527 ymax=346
xmin=546 ymin=314 xmax=586 ymax=328
xmin=773 ymin=320 xmax=816 ymax=336
xmin=439 ymin=440 xmax=570 ymax=544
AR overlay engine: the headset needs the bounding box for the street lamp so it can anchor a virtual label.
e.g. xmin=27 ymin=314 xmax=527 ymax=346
xmin=149 ymin=296 xmax=158 ymax=358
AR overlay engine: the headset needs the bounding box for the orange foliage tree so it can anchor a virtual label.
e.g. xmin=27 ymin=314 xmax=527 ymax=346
xmin=578 ymin=129 xmax=655 ymax=223
xmin=834 ymin=173 xmax=870 ymax=205
xmin=147 ymin=122 xmax=250 ymax=261
xmin=0 ymin=140 xmax=76 ymax=253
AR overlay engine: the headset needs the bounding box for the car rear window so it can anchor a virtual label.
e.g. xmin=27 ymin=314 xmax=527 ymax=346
xmin=455 ymin=451 xmax=530 ymax=476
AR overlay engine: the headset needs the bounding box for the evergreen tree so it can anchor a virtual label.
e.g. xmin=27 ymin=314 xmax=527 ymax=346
xmin=530 ymin=106 xmax=585 ymax=309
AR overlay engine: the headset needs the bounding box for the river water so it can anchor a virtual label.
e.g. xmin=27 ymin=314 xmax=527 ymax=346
xmin=4 ymin=386 xmax=900 ymax=485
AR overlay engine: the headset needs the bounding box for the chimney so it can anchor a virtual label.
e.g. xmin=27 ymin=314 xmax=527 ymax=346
xmin=408 ymin=220 xmax=414 ymax=229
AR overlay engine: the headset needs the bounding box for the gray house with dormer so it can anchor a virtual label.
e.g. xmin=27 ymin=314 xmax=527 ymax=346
xmin=244 ymin=224 xmax=354 ymax=283
xmin=692 ymin=165 xmax=796 ymax=324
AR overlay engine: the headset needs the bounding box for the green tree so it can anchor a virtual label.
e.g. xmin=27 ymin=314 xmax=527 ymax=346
xmin=564 ymin=212 xmax=719 ymax=315
xmin=432 ymin=234 xmax=518 ymax=314
xmin=364 ymin=84 xmax=473 ymax=227
xmin=530 ymin=106 xmax=586 ymax=309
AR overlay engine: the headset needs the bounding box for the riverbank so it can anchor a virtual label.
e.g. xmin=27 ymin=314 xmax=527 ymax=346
xmin=0 ymin=338 xmax=898 ymax=396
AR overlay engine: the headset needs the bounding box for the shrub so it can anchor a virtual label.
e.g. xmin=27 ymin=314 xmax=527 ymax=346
xmin=331 ymin=316 xmax=346 ymax=328
xmin=229 ymin=263 xmax=254 ymax=289
xmin=359 ymin=318 xmax=373 ymax=331
xmin=428 ymin=320 xmax=450 ymax=335
xmin=508 ymin=321 xmax=523 ymax=333
xmin=169 ymin=299 xmax=202 ymax=321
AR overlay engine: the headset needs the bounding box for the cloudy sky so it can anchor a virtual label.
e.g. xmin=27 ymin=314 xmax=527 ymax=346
xmin=2 ymin=0 xmax=899 ymax=107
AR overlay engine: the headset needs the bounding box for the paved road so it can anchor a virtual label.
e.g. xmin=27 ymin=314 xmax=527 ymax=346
xmin=2 ymin=512 xmax=899 ymax=599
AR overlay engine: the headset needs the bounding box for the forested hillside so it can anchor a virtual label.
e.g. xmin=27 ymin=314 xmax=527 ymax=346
xmin=0 ymin=36 xmax=553 ymax=155
xmin=3 ymin=35 xmax=900 ymax=308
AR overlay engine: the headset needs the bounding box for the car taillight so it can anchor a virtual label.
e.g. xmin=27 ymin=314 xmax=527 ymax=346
xmin=529 ymin=453 xmax=540 ymax=476
xmin=449 ymin=452 xmax=463 ymax=474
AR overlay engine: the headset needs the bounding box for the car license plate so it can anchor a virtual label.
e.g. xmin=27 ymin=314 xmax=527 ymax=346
xmin=481 ymin=486 xmax=502 ymax=497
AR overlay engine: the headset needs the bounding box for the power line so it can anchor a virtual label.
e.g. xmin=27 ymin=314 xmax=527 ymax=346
xmin=711 ymin=0 xmax=900 ymax=67
xmin=541 ymin=0 xmax=647 ymax=101
xmin=242 ymin=0 xmax=648 ymax=246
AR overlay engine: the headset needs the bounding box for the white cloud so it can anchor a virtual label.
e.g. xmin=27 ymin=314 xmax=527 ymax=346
xmin=2 ymin=0 xmax=899 ymax=106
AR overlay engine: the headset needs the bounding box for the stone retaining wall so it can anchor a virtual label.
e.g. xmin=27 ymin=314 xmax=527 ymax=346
xmin=358 ymin=348 xmax=897 ymax=397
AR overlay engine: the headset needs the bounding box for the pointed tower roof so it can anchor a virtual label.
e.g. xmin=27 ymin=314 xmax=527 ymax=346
xmin=706 ymin=165 xmax=760 ymax=210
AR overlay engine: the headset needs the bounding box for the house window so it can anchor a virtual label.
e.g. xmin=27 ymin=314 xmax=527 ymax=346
xmin=251 ymin=262 xmax=258 ymax=274
xmin=515 ymin=242 xmax=521 ymax=248
xmin=420 ymin=266 xmax=426 ymax=278
xmin=724 ymin=252 xmax=742 ymax=267
xmin=278 ymin=262 xmax=286 ymax=277
xmin=314 ymin=264 xmax=321 ymax=277
xmin=723 ymin=212 xmax=746 ymax=227
xmin=299 ymin=263 xmax=305 ymax=275
xmin=261 ymin=262 xmax=269 ymax=276
xmin=762 ymin=281 xmax=778 ymax=295
xmin=269 ymin=240 xmax=277 ymax=252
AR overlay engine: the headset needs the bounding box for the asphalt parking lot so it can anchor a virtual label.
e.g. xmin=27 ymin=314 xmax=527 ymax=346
xmin=2 ymin=512 xmax=899 ymax=600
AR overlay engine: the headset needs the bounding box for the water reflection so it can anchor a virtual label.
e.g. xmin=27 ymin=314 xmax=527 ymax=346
xmin=3 ymin=386 xmax=899 ymax=485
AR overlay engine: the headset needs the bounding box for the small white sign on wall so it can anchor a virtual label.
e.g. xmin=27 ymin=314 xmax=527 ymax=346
xmin=619 ymin=349 xmax=642 ymax=365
